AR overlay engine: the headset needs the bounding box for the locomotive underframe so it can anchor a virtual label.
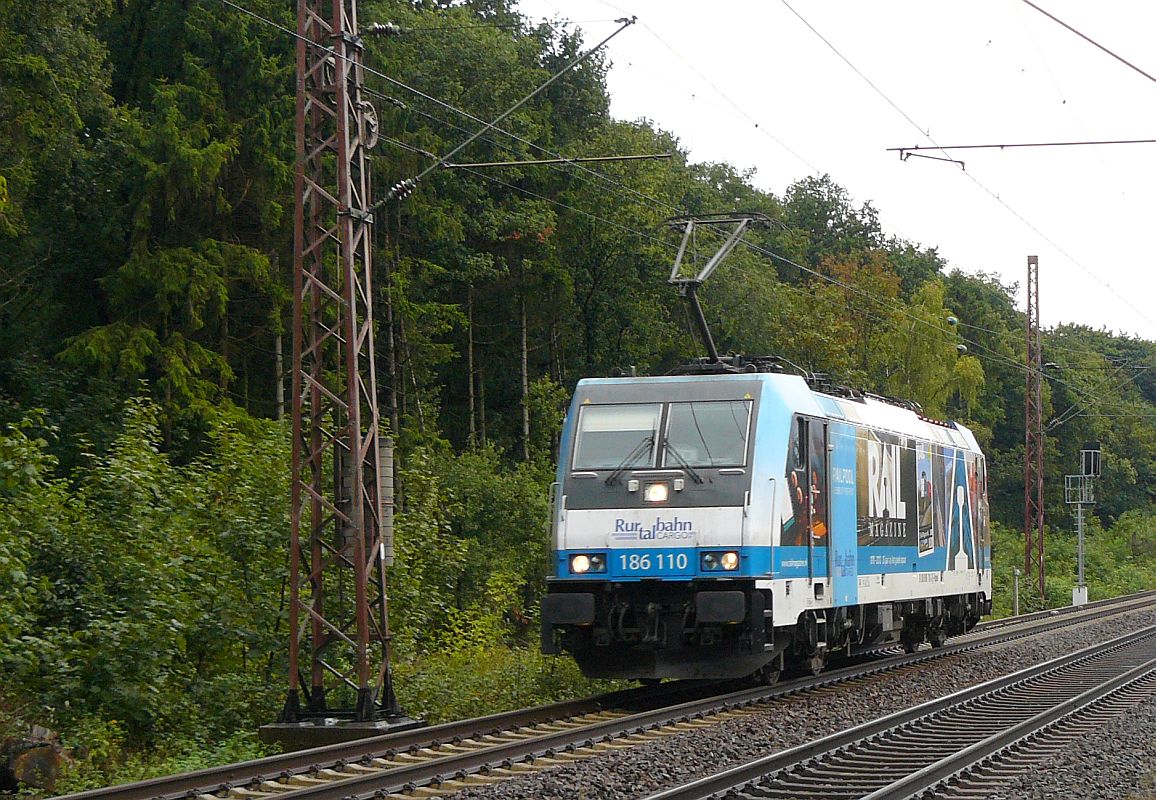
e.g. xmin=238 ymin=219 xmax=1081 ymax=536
xmin=541 ymin=579 xmax=990 ymax=681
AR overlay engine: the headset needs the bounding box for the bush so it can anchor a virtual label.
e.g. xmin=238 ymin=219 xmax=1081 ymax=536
xmin=393 ymin=645 xmax=619 ymax=725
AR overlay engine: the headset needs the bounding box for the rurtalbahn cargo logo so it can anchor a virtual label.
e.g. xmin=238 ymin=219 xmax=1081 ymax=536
xmin=611 ymin=516 xmax=696 ymax=541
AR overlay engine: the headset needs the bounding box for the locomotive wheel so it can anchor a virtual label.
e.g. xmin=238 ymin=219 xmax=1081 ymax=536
xmin=929 ymin=628 xmax=947 ymax=648
xmin=901 ymin=631 xmax=921 ymax=653
xmin=806 ymin=652 xmax=826 ymax=676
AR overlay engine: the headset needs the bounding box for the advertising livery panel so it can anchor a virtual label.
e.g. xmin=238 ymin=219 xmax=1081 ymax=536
xmin=851 ymin=426 xmax=988 ymax=574
xmin=781 ymin=415 xmax=990 ymax=579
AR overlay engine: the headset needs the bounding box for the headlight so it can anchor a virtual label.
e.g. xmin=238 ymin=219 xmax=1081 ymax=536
xmin=569 ymin=553 xmax=606 ymax=574
xmin=701 ymin=550 xmax=741 ymax=572
xmin=644 ymin=482 xmax=669 ymax=503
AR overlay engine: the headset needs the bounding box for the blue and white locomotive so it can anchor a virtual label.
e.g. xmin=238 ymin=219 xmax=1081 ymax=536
xmin=540 ymin=368 xmax=992 ymax=682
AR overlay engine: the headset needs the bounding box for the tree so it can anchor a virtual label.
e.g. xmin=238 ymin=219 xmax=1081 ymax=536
xmin=885 ymin=280 xmax=984 ymax=419
xmin=781 ymin=174 xmax=883 ymax=272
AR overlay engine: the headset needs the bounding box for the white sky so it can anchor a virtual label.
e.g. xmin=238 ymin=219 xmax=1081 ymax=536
xmin=514 ymin=0 xmax=1156 ymax=340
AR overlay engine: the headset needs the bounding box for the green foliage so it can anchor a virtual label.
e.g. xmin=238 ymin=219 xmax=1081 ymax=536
xmin=0 ymin=414 xmax=56 ymax=649
xmin=61 ymin=241 xmax=279 ymax=424
xmin=884 ymin=280 xmax=980 ymax=417
xmin=0 ymin=0 xmax=113 ymax=239
xmin=389 ymin=446 xmax=472 ymax=654
xmin=989 ymin=514 xmax=1156 ymax=618
xmin=0 ymin=400 xmax=288 ymax=751
xmin=782 ymin=175 xmax=882 ymax=269
xmin=389 ymin=443 xmax=551 ymax=656
xmin=53 ymin=724 xmax=275 ymax=796
xmin=526 ymin=375 xmax=569 ymax=462
xmin=393 ymin=645 xmax=617 ymax=725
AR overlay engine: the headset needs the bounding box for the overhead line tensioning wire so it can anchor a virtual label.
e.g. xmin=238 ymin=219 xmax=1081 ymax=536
xmin=364 ymin=81 xmax=723 ymax=260
xmin=635 ymin=20 xmax=823 ymax=176
xmin=379 ymin=137 xmax=691 ymax=288
xmin=400 ymin=19 xmax=621 ymax=32
xmin=781 ymin=0 xmax=1156 ymax=335
xmin=221 ymin=0 xmax=1147 ymax=422
xmin=385 ymin=22 xmax=1147 ymax=425
xmin=582 ymin=15 xmax=1125 ymax=365
xmin=532 ymin=12 xmax=1112 ymax=365
xmin=1020 ymin=0 xmax=1156 ymax=86
xmin=230 ymin=0 xmax=1151 ymax=367
xmin=377 ymin=71 xmax=1130 ymax=418
xmin=383 ymin=132 xmax=1132 ymax=421
xmin=376 ymin=104 xmax=680 ymax=250
xmin=381 ymin=104 xmax=972 ymax=384
xmin=369 ymin=15 xmax=638 ymax=207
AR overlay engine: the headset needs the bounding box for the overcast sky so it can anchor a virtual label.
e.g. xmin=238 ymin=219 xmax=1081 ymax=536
xmin=514 ymin=0 xmax=1156 ymax=340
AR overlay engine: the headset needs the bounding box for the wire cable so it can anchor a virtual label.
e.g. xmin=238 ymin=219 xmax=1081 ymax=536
xmin=384 ymin=60 xmax=1139 ymax=419
xmin=778 ymin=0 xmax=1156 ymax=335
xmin=220 ymin=0 xmax=1150 ymax=424
xmin=1020 ymin=0 xmax=1156 ymax=86
xmin=636 ymin=19 xmax=823 ymax=176
xmin=371 ymin=15 xmax=637 ymax=208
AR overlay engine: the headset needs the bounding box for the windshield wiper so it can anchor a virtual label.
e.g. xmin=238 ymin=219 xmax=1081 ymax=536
xmin=664 ymin=441 xmax=705 ymax=484
xmin=604 ymin=434 xmax=654 ymax=486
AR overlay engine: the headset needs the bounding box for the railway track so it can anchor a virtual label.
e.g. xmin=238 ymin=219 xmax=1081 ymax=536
xmin=970 ymin=588 xmax=1156 ymax=633
xmin=644 ymin=624 xmax=1156 ymax=800
xmin=57 ymin=591 xmax=1156 ymax=800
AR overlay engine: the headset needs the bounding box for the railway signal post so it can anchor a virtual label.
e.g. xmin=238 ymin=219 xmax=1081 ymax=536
xmin=1064 ymin=442 xmax=1101 ymax=607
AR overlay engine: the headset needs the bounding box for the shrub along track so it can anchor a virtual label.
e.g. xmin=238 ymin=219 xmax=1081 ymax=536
xmin=55 ymin=591 xmax=1156 ymax=800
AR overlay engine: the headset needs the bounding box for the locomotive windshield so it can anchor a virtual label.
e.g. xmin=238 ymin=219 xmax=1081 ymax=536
xmin=663 ymin=400 xmax=751 ymax=467
xmin=572 ymin=403 xmax=661 ymax=469
xmin=572 ymin=399 xmax=751 ymax=470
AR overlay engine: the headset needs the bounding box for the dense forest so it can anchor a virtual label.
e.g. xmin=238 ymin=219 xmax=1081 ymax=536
xmin=2 ymin=0 xmax=1155 ymax=791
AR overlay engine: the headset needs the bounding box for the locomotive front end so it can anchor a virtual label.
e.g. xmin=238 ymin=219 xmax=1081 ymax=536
xmin=540 ymin=375 xmax=778 ymax=680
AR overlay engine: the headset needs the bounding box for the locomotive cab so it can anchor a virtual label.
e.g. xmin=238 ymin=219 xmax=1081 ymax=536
xmin=540 ymin=375 xmax=784 ymax=680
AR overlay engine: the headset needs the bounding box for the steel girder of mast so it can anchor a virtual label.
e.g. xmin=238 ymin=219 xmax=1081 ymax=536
xmin=1024 ymin=255 xmax=1046 ymax=598
xmin=282 ymin=0 xmax=399 ymax=724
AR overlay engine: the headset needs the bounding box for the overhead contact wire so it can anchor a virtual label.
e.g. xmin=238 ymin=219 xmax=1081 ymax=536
xmin=778 ymin=0 xmax=1156 ymax=335
xmin=221 ymin=0 xmax=1146 ymax=422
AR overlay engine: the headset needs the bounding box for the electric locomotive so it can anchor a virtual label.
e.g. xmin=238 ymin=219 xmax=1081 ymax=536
xmin=541 ymin=213 xmax=991 ymax=682
xmin=540 ymin=367 xmax=992 ymax=681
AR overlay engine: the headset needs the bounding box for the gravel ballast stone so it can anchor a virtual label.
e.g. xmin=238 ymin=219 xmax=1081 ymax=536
xmin=449 ymin=608 xmax=1156 ymax=800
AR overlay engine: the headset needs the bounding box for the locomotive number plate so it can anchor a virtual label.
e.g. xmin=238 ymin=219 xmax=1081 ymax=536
xmin=610 ymin=548 xmax=694 ymax=577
